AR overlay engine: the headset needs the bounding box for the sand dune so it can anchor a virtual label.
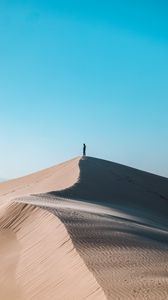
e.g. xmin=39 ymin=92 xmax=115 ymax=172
xmin=0 ymin=156 xmax=168 ymax=299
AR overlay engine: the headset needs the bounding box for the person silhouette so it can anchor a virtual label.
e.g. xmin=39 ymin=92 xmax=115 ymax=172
xmin=83 ymin=143 xmax=86 ymax=156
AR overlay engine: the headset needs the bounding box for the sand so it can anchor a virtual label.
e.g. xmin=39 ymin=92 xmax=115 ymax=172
xmin=0 ymin=156 xmax=168 ymax=299
xmin=0 ymin=156 xmax=80 ymax=205
xmin=0 ymin=202 xmax=105 ymax=300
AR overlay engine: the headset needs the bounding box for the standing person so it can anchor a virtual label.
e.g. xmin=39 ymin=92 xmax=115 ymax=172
xmin=83 ymin=143 xmax=86 ymax=156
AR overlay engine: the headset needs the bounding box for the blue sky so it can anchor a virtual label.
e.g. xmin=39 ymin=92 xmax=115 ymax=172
xmin=0 ymin=1 xmax=168 ymax=178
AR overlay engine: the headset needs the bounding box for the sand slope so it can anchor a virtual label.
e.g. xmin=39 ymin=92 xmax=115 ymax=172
xmin=0 ymin=156 xmax=168 ymax=299
xmin=0 ymin=157 xmax=80 ymax=205
xmin=0 ymin=202 xmax=105 ymax=300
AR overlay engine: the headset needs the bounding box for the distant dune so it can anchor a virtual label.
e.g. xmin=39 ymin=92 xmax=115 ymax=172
xmin=0 ymin=156 xmax=168 ymax=299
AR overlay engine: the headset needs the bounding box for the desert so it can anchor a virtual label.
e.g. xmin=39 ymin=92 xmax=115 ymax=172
xmin=0 ymin=156 xmax=168 ymax=299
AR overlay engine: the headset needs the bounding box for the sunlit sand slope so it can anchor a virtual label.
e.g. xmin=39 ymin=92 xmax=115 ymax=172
xmin=0 ymin=157 xmax=80 ymax=204
xmin=0 ymin=202 xmax=105 ymax=300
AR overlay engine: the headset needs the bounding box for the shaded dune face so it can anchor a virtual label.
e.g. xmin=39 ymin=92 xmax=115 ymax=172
xmin=48 ymin=156 xmax=168 ymax=226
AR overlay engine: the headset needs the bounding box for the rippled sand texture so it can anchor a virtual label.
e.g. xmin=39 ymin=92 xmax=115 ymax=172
xmin=0 ymin=156 xmax=168 ymax=299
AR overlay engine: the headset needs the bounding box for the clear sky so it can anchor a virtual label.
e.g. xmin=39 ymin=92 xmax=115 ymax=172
xmin=0 ymin=0 xmax=168 ymax=179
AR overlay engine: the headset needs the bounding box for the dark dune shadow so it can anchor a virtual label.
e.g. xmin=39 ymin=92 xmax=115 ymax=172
xmin=47 ymin=156 xmax=168 ymax=226
xmin=48 ymin=206 xmax=168 ymax=246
